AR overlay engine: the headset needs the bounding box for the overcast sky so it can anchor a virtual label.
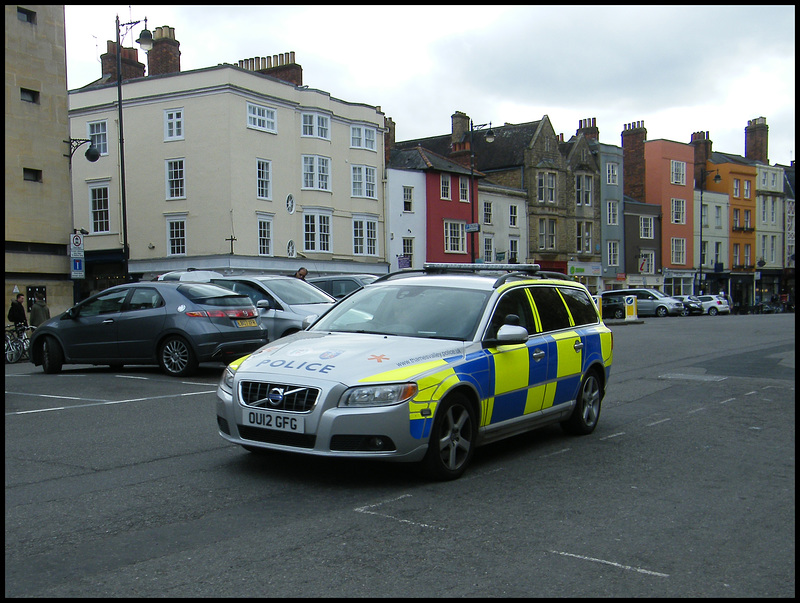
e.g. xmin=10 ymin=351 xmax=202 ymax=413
xmin=64 ymin=5 xmax=795 ymax=167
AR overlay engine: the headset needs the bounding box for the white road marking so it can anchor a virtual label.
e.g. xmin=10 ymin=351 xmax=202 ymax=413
xmin=354 ymin=494 xmax=444 ymax=531
xmin=5 ymin=390 xmax=215 ymax=415
xmin=646 ymin=418 xmax=671 ymax=426
xmin=550 ymin=550 xmax=669 ymax=577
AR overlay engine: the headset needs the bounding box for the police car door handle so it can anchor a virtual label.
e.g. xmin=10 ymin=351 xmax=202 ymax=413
xmin=102 ymin=319 xmax=115 ymax=324
xmin=531 ymin=348 xmax=545 ymax=361
xmin=573 ymin=341 xmax=584 ymax=351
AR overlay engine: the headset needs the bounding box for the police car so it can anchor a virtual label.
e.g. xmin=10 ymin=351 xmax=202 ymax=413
xmin=216 ymin=264 xmax=613 ymax=480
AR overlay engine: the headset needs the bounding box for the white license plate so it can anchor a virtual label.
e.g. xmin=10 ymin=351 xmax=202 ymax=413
xmin=244 ymin=409 xmax=304 ymax=433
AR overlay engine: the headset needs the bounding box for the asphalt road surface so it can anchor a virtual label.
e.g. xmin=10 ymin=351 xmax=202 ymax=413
xmin=5 ymin=313 xmax=795 ymax=597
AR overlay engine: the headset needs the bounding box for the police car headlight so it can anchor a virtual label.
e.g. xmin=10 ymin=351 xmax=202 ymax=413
xmin=220 ymin=367 xmax=235 ymax=392
xmin=219 ymin=355 xmax=250 ymax=393
xmin=339 ymin=383 xmax=419 ymax=407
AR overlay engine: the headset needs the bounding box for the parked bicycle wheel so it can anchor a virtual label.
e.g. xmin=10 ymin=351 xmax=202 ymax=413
xmin=5 ymin=335 xmax=24 ymax=364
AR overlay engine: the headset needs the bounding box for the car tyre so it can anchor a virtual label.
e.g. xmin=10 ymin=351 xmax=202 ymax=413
xmin=656 ymin=306 xmax=669 ymax=317
xmin=42 ymin=336 xmax=64 ymax=374
xmin=614 ymin=309 xmax=624 ymax=319
xmin=708 ymin=307 xmax=718 ymax=316
xmin=158 ymin=335 xmax=198 ymax=377
xmin=562 ymin=369 xmax=602 ymax=435
xmin=422 ymin=393 xmax=477 ymax=481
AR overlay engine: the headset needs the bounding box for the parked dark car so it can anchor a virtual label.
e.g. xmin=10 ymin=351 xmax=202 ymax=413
xmin=673 ymin=295 xmax=703 ymax=316
xmin=598 ymin=295 xmax=625 ymax=320
xmin=307 ymin=274 xmax=379 ymax=299
xmin=29 ymin=282 xmax=268 ymax=377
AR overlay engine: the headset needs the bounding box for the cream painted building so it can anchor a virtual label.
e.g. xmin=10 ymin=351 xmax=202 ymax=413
xmin=68 ymin=49 xmax=388 ymax=294
xmin=5 ymin=5 xmax=77 ymax=315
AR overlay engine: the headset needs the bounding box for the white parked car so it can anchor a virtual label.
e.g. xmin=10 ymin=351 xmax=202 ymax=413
xmin=696 ymin=295 xmax=731 ymax=315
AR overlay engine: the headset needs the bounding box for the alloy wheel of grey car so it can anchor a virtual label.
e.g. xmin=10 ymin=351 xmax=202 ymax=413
xmin=423 ymin=393 xmax=477 ymax=481
xmin=562 ymin=369 xmax=602 ymax=435
xmin=656 ymin=306 xmax=669 ymax=317
xmin=158 ymin=335 xmax=198 ymax=377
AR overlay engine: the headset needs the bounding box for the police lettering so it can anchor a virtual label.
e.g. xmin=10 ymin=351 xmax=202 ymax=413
xmin=257 ymin=359 xmax=335 ymax=373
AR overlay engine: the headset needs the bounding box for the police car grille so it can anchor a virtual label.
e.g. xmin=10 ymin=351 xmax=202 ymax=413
xmin=239 ymin=380 xmax=319 ymax=412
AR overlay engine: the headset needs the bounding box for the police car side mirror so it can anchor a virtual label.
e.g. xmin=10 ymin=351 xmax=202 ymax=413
xmin=483 ymin=323 xmax=529 ymax=348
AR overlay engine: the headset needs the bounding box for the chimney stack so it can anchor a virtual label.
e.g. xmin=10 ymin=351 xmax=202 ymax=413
xmin=100 ymin=40 xmax=145 ymax=83
xmin=621 ymin=121 xmax=647 ymax=202
xmin=577 ymin=117 xmax=599 ymax=141
xmin=384 ymin=116 xmax=396 ymax=166
xmin=745 ymin=117 xmax=769 ymax=164
xmin=690 ymin=131 xmax=713 ymax=187
xmin=148 ymin=26 xmax=181 ymax=76
xmin=238 ymin=51 xmax=303 ymax=86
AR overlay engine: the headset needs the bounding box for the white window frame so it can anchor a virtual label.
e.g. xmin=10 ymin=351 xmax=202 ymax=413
xmin=164 ymin=108 xmax=184 ymax=141
xmin=576 ymin=174 xmax=592 ymax=206
xmin=606 ymin=162 xmax=619 ymax=185
xmin=538 ymin=218 xmax=556 ymax=250
xmin=303 ymin=210 xmax=331 ymax=252
xmin=509 ymin=204 xmax=518 ymax=227
xmin=165 ymin=158 xmax=186 ymax=200
xmin=538 ymin=171 xmax=556 ymax=203
xmin=733 ymin=244 xmax=741 ymax=266
xmin=607 ymin=240 xmax=619 ymax=267
xmin=89 ymin=181 xmax=111 ymax=234
xmin=440 ymin=174 xmax=451 ymax=200
xmin=459 ymin=177 xmax=469 ymax=202
xmin=483 ymin=201 xmax=492 ymax=225
xmin=483 ymin=236 xmax=494 ymax=262
xmin=166 ymin=215 xmax=187 ymax=256
xmin=670 ymin=160 xmax=686 ymax=185
xmin=640 ymin=216 xmax=654 ymax=239
xmin=350 ymin=125 xmax=377 ymax=150
xmin=576 ymin=221 xmax=592 ymax=253
xmin=640 ymin=250 xmax=655 ymax=274
xmin=443 ymin=220 xmax=466 ymax=253
xmin=607 ymin=200 xmax=619 ymax=226
xmin=301 ymin=112 xmax=330 ymax=140
xmin=744 ymin=179 xmax=751 ymax=199
xmin=733 ymin=179 xmax=741 ymax=198
xmin=671 ymin=198 xmax=686 ymax=224
xmin=87 ymin=120 xmax=108 ymax=155
xmin=403 ymin=186 xmax=413 ymax=212
xmin=351 ymin=165 xmax=377 ymax=199
xmin=256 ymin=158 xmax=272 ymax=200
xmin=257 ymin=212 xmax=273 ymax=256
xmin=302 ymin=155 xmax=331 ymax=191
xmin=352 ymin=214 xmax=378 ymax=256
xmin=247 ymin=102 xmax=276 ymax=133
xmin=671 ymin=237 xmax=686 ymax=265
xmin=508 ymin=237 xmax=519 ymax=262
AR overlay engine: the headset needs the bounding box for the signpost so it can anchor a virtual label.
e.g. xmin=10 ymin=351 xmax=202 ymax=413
xmin=70 ymin=233 xmax=85 ymax=279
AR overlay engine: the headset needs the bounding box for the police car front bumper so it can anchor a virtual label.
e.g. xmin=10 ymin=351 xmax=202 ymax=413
xmin=216 ymin=383 xmax=431 ymax=462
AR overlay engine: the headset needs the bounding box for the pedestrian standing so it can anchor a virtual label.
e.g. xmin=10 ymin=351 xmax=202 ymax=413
xmin=29 ymin=293 xmax=50 ymax=327
xmin=7 ymin=293 xmax=27 ymax=326
xmin=293 ymin=267 xmax=308 ymax=280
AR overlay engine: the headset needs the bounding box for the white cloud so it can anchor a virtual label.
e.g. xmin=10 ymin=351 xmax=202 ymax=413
xmin=65 ymin=5 xmax=795 ymax=165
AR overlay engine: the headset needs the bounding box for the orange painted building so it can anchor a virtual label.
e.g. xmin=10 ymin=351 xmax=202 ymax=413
xmin=704 ymin=155 xmax=757 ymax=306
xmin=644 ymin=139 xmax=696 ymax=295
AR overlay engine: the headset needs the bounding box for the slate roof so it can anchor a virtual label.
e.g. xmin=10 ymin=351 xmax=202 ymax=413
xmin=387 ymin=145 xmax=482 ymax=177
xmin=395 ymin=119 xmax=543 ymax=173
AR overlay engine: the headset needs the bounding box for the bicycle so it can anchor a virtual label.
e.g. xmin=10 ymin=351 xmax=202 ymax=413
xmin=5 ymin=324 xmax=33 ymax=364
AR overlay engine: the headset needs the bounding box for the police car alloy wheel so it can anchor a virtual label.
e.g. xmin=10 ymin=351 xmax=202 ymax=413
xmin=422 ymin=393 xmax=477 ymax=480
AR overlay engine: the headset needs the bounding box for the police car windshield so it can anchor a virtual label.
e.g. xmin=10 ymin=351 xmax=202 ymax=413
xmin=311 ymin=284 xmax=491 ymax=340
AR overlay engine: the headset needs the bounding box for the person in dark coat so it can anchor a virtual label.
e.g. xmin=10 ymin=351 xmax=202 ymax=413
xmin=29 ymin=293 xmax=50 ymax=327
xmin=8 ymin=293 xmax=27 ymax=326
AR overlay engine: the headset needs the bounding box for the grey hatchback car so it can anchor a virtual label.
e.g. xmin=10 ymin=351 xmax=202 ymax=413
xmin=211 ymin=275 xmax=336 ymax=341
xmin=29 ymin=282 xmax=268 ymax=376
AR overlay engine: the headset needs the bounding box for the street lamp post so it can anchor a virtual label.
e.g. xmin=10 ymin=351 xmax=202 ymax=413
xmin=469 ymin=119 xmax=494 ymax=262
xmin=115 ymin=15 xmax=152 ymax=280
xmin=698 ymin=167 xmax=721 ymax=293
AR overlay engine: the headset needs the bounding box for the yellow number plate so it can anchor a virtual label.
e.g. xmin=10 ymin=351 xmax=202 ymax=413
xmin=236 ymin=319 xmax=258 ymax=327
